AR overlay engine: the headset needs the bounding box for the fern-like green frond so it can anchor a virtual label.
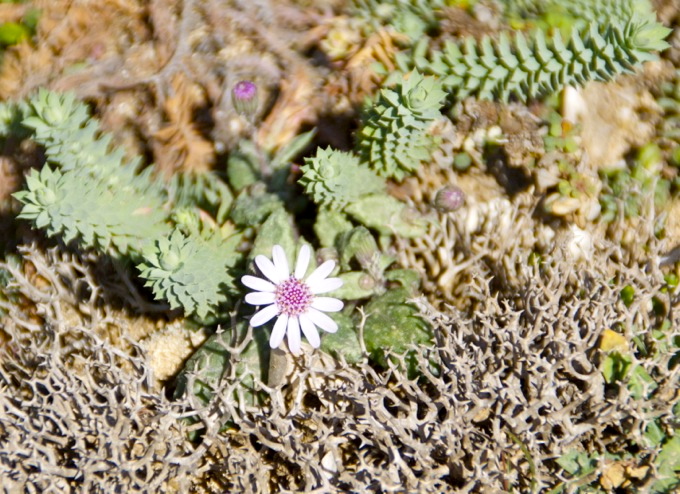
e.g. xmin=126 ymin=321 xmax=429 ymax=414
xmin=137 ymin=230 xmax=241 ymax=318
xmin=502 ymin=0 xmax=651 ymax=26
xmin=167 ymin=171 xmax=234 ymax=224
xmin=11 ymin=90 xmax=172 ymax=256
xmin=352 ymin=0 xmax=444 ymax=43
xmin=8 ymin=90 xmax=246 ymax=318
xmin=14 ymin=166 xmax=171 ymax=255
xmin=300 ymin=147 xmax=385 ymax=210
xmin=22 ymin=90 xmax=91 ymax=138
xmin=0 ymin=99 xmax=32 ymax=138
xmin=358 ymin=71 xmax=446 ymax=180
xmin=400 ymin=7 xmax=670 ymax=101
xmin=22 ymin=89 xmax=157 ymax=197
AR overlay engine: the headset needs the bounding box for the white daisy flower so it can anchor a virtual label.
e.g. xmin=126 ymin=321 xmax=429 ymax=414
xmin=242 ymin=244 xmax=344 ymax=354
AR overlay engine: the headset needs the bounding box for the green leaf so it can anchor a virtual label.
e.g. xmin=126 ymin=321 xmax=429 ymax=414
xmin=601 ymin=351 xmax=631 ymax=384
xmin=385 ymin=269 xmax=421 ymax=293
xmin=248 ymin=208 xmax=296 ymax=265
xmin=650 ymin=434 xmax=680 ymax=493
xmin=314 ymin=207 xmax=353 ymax=248
xmin=556 ymin=450 xmax=598 ymax=477
xmin=345 ymin=194 xmax=427 ymax=237
xmin=227 ymin=140 xmax=260 ymax=191
xmin=656 ymin=435 xmax=680 ymax=476
xmin=361 ymin=287 xmax=431 ymax=368
xmin=320 ymin=312 xmax=362 ymax=364
xmin=332 ymin=271 xmax=380 ymax=300
xmin=174 ymin=328 xmax=233 ymax=406
xmin=645 ymin=420 xmax=666 ymax=447
xmin=271 ymin=129 xmax=316 ymax=169
xmin=230 ymin=188 xmax=283 ymax=226
xmin=336 ymin=226 xmax=379 ymax=271
xmin=0 ymin=22 xmax=29 ymax=46
xmin=174 ymin=320 xmax=269 ymax=437
xmin=620 ymin=285 xmax=635 ymax=307
xmin=627 ymin=364 xmax=657 ymax=400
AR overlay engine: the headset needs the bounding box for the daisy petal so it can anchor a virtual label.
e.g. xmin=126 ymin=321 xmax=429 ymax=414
xmin=242 ymin=275 xmax=276 ymax=292
xmin=250 ymin=304 xmax=279 ymax=327
xmin=309 ymin=277 xmax=343 ymax=295
xmin=294 ymin=244 xmax=311 ymax=279
xmin=270 ymin=313 xmax=288 ymax=348
xmin=245 ymin=292 xmax=276 ymax=306
xmin=306 ymin=308 xmax=338 ymax=334
xmin=305 ymin=260 xmax=336 ymax=288
xmin=287 ymin=316 xmax=302 ymax=354
xmin=272 ymin=245 xmax=290 ymax=279
xmin=255 ymin=255 xmax=281 ymax=284
xmin=299 ymin=313 xmax=321 ymax=348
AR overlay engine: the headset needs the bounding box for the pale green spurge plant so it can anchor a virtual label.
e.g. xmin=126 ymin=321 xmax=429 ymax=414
xmin=299 ymin=147 xmax=385 ymax=209
xmin=5 ymin=90 xmax=242 ymax=319
xmin=300 ymin=145 xmax=428 ymax=247
xmin=359 ymin=70 xmax=446 ymax=180
xmin=351 ymin=0 xmax=445 ymax=44
xmin=393 ymin=0 xmax=670 ymax=101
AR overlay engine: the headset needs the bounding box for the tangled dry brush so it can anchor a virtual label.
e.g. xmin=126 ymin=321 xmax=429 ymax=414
xmin=0 ymin=0 xmax=678 ymax=491
xmin=1 ymin=195 xmax=677 ymax=492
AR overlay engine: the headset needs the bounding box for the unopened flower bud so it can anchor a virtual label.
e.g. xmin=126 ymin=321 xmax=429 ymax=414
xmin=232 ymin=80 xmax=258 ymax=119
xmin=316 ymin=247 xmax=339 ymax=266
xmin=173 ymin=208 xmax=200 ymax=232
xmin=353 ymin=235 xmax=379 ymax=270
xmin=434 ymin=185 xmax=465 ymax=212
xmin=358 ymin=274 xmax=377 ymax=290
xmin=160 ymin=250 xmax=182 ymax=271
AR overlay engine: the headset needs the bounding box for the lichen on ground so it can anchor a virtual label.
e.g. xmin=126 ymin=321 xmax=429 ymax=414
xmin=0 ymin=0 xmax=679 ymax=492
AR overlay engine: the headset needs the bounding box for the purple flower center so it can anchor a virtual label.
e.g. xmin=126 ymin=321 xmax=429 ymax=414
xmin=276 ymin=277 xmax=312 ymax=316
xmin=233 ymin=80 xmax=257 ymax=101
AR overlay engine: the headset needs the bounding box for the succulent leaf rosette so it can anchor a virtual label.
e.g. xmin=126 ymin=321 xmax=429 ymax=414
xmin=359 ymin=71 xmax=446 ymax=180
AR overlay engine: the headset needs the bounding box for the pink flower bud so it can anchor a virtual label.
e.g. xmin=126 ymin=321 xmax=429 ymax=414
xmin=434 ymin=185 xmax=465 ymax=212
xmin=232 ymin=80 xmax=258 ymax=119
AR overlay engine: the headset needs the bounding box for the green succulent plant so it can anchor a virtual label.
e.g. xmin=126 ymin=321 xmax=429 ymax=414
xmin=11 ymin=91 xmax=169 ymax=257
xmin=599 ymin=144 xmax=672 ymax=224
xmin=502 ymin=0 xmax=652 ymax=26
xmin=299 ymin=147 xmax=385 ymax=210
xmin=655 ymin=69 xmax=680 ymax=167
xmin=352 ymin=0 xmax=445 ymax=43
xmin=15 ymin=165 xmax=170 ymax=256
xmin=396 ymin=0 xmax=670 ymax=102
xmin=137 ymin=230 xmax=241 ymax=319
xmin=359 ymin=70 xmax=446 ymax=180
xmin=5 ymin=90 xmax=243 ymax=318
